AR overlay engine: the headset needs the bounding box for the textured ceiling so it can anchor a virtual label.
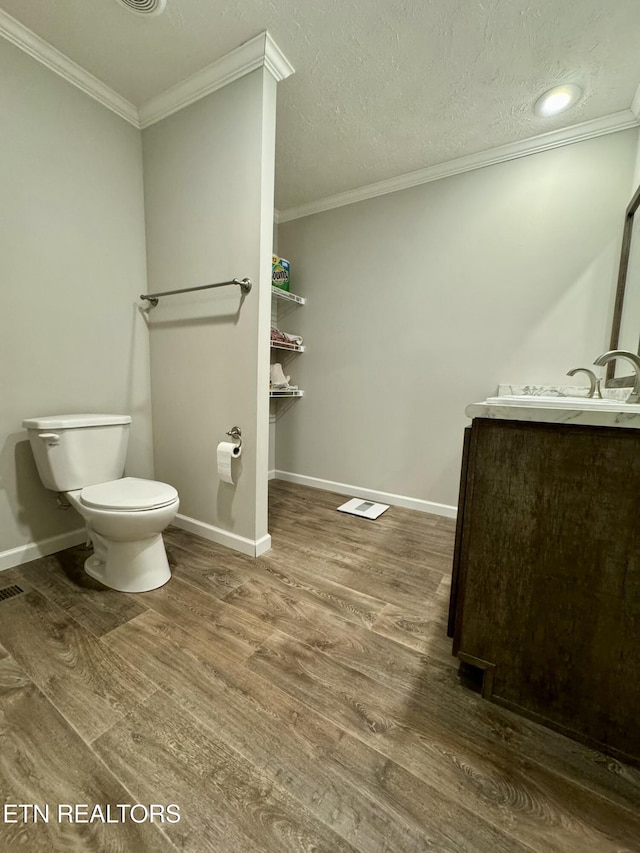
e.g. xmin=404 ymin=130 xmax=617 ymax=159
xmin=2 ymin=0 xmax=640 ymax=211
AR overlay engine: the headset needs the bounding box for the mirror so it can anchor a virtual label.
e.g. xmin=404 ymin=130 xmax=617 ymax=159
xmin=608 ymin=183 xmax=640 ymax=385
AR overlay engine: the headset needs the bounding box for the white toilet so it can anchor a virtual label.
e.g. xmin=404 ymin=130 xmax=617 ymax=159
xmin=23 ymin=413 xmax=179 ymax=593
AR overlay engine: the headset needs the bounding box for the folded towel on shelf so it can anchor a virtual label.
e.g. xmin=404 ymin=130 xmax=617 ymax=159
xmin=271 ymin=326 xmax=303 ymax=346
xmin=270 ymin=362 xmax=298 ymax=390
xmin=282 ymin=332 xmax=303 ymax=345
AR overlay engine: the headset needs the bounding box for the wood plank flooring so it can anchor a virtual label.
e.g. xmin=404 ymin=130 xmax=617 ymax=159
xmin=1 ymin=479 xmax=639 ymax=852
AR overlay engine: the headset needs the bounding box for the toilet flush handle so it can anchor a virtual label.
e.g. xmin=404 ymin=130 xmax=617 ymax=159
xmin=38 ymin=432 xmax=60 ymax=446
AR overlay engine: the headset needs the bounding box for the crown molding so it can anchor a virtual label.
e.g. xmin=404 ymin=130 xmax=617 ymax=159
xmin=0 ymin=8 xmax=139 ymax=126
xmin=0 ymin=15 xmax=293 ymax=130
xmin=264 ymin=31 xmax=295 ymax=82
xmin=138 ymin=31 xmax=294 ymax=128
xmin=277 ymin=109 xmax=640 ymax=223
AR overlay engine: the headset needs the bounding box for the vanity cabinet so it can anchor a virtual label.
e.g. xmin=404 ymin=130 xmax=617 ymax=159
xmin=449 ymin=417 xmax=640 ymax=765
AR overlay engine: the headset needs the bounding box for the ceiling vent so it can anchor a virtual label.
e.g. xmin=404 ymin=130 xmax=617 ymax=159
xmin=116 ymin=0 xmax=167 ymax=15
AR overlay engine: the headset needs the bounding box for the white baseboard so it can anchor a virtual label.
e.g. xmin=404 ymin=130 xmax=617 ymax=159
xmin=173 ymin=514 xmax=271 ymax=557
xmin=254 ymin=534 xmax=272 ymax=557
xmin=0 ymin=528 xmax=86 ymax=573
xmin=273 ymin=470 xmax=457 ymax=519
xmin=268 ymin=469 xmax=276 ymax=480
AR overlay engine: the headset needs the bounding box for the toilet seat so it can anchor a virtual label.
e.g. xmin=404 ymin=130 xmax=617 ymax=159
xmin=80 ymin=477 xmax=178 ymax=512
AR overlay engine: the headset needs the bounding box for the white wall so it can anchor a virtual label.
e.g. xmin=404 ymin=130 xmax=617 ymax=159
xmin=143 ymin=69 xmax=276 ymax=553
xmin=0 ymin=39 xmax=153 ymax=567
xmin=276 ymin=129 xmax=639 ymax=510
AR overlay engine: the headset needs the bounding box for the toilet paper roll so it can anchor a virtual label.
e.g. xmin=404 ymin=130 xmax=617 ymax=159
xmin=217 ymin=441 xmax=242 ymax=484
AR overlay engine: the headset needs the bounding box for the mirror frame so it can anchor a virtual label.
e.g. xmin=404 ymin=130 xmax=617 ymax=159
xmin=608 ymin=182 xmax=640 ymax=386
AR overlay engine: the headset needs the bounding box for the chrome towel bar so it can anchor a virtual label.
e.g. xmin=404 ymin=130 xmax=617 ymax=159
xmin=140 ymin=277 xmax=252 ymax=307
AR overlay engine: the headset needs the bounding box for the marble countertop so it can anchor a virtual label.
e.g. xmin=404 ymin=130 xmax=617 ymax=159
xmin=495 ymin=384 xmax=631 ymax=401
xmin=467 ymin=384 xmax=640 ymax=429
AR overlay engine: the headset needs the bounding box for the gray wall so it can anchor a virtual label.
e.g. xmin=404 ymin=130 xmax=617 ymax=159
xmin=0 ymin=39 xmax=152 ymax=565
xmin=276 ymin=129 xmax=639 ymax=510
xmin=143 ymin=69 xmax=276 ymax=550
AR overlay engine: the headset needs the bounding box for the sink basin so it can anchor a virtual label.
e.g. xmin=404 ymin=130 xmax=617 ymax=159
xmin=485 ymin=395 xmax=640 ymax=412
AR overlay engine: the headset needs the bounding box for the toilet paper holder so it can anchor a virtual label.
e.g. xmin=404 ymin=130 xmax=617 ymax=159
xmin=226 ymin=426 xmax=242 ymax=448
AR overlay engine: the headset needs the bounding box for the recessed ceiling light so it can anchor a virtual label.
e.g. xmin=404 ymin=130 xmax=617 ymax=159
xmin=534 ymin=84 xmax=582 ymax=118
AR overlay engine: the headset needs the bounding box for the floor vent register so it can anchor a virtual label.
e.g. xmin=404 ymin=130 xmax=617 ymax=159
xmin=0 ymin=584 xmax=24 ymax=602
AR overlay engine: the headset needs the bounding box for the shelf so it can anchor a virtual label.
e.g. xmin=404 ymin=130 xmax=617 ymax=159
xmin=271 ymin=279 xmax=304 ymax=400
xmin=271 ymin=286 xmax=306 ymax=305
xmin=270 ymin=389 xmax=304 ymax=398
xmin=270 ymin=340 xmax=305 ymax=353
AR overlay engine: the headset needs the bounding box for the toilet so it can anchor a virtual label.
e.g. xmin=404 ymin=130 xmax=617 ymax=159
xmin=23 ymin=413 xmax=179 ymax=593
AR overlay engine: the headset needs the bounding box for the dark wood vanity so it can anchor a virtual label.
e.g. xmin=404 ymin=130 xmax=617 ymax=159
xmin=449 ymin=416 xmax=640 ymax=766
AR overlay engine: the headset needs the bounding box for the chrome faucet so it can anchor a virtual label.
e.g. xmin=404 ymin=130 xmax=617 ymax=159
xmin=593 ymin=350 xmax=640 ymax=404
xmin=566 ymin=368 xmax=602 ymax=399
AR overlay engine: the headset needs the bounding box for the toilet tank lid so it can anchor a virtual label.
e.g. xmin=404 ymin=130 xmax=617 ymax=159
xmin=22 ymin=414 xmax=132 ymax=429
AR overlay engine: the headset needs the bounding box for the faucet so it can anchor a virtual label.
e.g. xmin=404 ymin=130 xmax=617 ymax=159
xmin=593 ymin=350 xmax=640 ymax=403
xmin=566 ymin=368 xmax=602 ymax=399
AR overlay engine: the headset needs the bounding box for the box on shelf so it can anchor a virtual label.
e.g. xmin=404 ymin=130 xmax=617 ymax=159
xmin=272 ymin=255 xmax=290 ymax=292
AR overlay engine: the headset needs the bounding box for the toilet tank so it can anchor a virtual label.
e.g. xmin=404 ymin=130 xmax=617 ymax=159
xmin=22 ymin=414 xmax=132 ymax=491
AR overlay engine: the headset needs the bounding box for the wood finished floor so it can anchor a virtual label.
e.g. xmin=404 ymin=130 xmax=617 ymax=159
xmin=1 ymin=479 xmax=639 ymax=852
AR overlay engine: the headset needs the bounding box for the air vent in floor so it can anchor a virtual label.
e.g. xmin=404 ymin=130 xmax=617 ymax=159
xmin=0 ymin=584 xmax=24 ymax=602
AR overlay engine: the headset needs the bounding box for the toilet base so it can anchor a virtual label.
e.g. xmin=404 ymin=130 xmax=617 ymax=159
xmin=84 ymin=534 xmax=171 ymax=593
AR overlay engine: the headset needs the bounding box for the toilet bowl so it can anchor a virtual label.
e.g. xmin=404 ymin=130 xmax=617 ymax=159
xmin=66 ymin=477 xmax=179 ymax=593
xmin=23 ymin=413 xmax=180 ymax=593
